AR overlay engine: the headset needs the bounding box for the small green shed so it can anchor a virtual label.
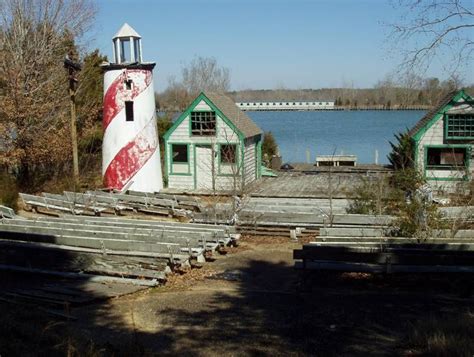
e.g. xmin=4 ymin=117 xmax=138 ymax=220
xmin=163 ymin=92 xmax=263 ymax=191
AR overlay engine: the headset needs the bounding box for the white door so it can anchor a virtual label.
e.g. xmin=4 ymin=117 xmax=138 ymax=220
xmin=195 ymin=145 xmax=215 ymax=190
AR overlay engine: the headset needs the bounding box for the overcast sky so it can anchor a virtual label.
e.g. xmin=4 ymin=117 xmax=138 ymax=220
xmin=91 ymin=0 xmax=474 ymax=92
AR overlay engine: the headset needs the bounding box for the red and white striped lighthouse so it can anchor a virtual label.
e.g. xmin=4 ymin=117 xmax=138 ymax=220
xmin=102 ymin=23 xmax=163 ymax=193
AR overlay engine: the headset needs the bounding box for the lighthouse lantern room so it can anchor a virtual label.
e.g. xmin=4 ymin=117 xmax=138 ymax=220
xmin=101 ymin=23 xmax=163 ymax=193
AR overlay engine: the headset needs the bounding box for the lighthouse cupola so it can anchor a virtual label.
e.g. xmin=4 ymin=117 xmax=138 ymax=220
xmin=112 ymin=23 xmax=143 ymax=64
xmin=101 ymin=24 xmax=163 ymax=193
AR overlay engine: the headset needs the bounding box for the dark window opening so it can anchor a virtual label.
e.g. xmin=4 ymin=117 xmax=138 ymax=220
xmin=426 ymin=147 xmax=467 ymax=169
xmin=220 ymin=144 xmax=236 ymax=164
xmin=339 ymin=161 xmax=356 ymax=166
xmin=191 ymin=111 xmax=216 ymax=136
xmin=318 ymin=161 xmax=335 ymax=167
xmin=125 ymin=79 xmax=132 ymax=90
xmin=446 ymin=114 xmax=474 ymax=139
xmin=172 ymin=144 xmax=188 ymax=163
xmin=125 ymin=101 xmax=134 ymax=121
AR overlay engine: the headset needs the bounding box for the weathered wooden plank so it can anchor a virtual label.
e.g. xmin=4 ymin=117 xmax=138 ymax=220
xmin=0 ymin=205 xmax=15 ymax=218
xmin=48 ymin=215 xmax=237 ymax=235
xmin=0 ymin=239 xmax=189 ymax=261
xmin=0 ymin=228 xmax=186 ymax=254
xmin=294 ymin=261 xmax=474 ymax=273
xmin=306 ymin=241 xmax=474 ymax=250
xmin=8 ymin=218 xmax=219 ymax=243
xmin=317 ymin=236 xmax=474 ymax=244
xmin=294 ymin=249 xmax=474 ymax=265
xmin=319 ymin=227 xmax=474 ymax=238
xmin=0 ymin=265 xmax=161 ymax=286
xmin=0 ymin=244 xmax=168 ymax=279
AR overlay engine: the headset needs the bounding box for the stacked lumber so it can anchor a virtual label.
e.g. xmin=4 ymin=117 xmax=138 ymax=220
xmin=193 ymin=197 xmax=393 ymax=237
xmin=0 ymin=215 xmax=237 ymax=287
xmin=215 ymin=197 xmax=350 ymax=215
xmin=294 ymin=226 xmax=474 ymax=273
xmin=20 ymin=190 xmax=204 ymax=217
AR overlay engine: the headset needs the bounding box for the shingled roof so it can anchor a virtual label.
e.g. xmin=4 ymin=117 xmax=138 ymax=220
xmin=408 ymin=89 xmax=459 ymax=138
xmin=204 ymin=92 xmax=262 ymax=138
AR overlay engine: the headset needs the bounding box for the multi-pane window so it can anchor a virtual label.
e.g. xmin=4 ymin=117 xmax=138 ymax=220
xmin=446 ymin=114 xmax=474 ymax=139
xmin=426 ymin=147 xmax=467 ymax=168
xmin=220 ymin=144 xmax=236 ymax=164
xmin=191 ymin=111 xmax=216 ymax=136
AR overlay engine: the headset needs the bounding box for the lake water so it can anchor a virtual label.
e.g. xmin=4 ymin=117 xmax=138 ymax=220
xmin=246 ymin=110 xmax=424 ymax=164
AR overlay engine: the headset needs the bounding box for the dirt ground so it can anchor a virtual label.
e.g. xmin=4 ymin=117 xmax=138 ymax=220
xmin=1 ymin=237 xmax=473 ymax=356
xmin=69 ymin=237 xmax=472 ymax=356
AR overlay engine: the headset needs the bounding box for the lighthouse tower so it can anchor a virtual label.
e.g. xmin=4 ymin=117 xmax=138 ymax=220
xmin=101 ymin=23 xmax=163 ymax=193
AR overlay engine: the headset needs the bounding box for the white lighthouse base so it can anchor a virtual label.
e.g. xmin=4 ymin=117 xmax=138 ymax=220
xmin=124 ymin=149 xmax=163 ymax=193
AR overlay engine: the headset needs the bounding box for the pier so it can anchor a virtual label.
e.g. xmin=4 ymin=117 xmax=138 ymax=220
xmin=237 ymin=101 xmax=334 ymax=111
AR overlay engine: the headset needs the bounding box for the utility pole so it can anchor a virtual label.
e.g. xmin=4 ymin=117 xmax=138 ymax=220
xmin=64 ymin=54 xmax=82 ymax=184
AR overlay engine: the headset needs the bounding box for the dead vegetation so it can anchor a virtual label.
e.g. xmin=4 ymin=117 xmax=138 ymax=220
xmin=405 ymin=312 xmax=474 ymax=357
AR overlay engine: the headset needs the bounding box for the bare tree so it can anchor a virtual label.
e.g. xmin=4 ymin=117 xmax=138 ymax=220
xmin=182 ymin=56 xmax=230 ymax=96
xmin=388 ymin=0 xmax=474 ymax=77
xmin=323 ymin=148 xmax=345 ymax=227
xmin=157 ymin=57 xmax=231 ymax=110
xmin=157 ymin=75 xmax=192 ymax=112
xmin=0 ymin=0 xmax=96 ymax=186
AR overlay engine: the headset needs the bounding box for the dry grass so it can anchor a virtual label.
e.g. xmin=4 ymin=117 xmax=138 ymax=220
xmin=405 ymin=311 xmax=474 ymax=357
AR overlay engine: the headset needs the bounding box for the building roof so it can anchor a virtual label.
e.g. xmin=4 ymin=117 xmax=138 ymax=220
xmin=113 ymin=23 xmax=141 ymax=39
xmin=408 ymin=89 xmax=459 ymax=138
xmin=204 ymin=92 xmax=263 ymax=138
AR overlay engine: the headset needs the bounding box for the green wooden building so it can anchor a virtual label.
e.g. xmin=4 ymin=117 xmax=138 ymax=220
xmin=163 ymin=92 xmax=263 ymax=191
xmin=409 ymin=89 xmax=473 ymax=192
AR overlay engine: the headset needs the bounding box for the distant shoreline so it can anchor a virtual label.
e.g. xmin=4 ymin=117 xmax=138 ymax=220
xmin=242 ymin=106 xmax=429 ymax=112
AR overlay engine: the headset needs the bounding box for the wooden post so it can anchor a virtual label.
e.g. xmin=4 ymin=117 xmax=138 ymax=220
xmin=64 ymin=56 xmax=82 ymax=185
xmin=69 ymin=83 xmax=79 ymax=182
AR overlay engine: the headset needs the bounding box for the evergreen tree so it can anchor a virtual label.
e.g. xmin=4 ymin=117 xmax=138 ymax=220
xmin=77 ymin=50 xmax=108 ymax=126
xmin=387 ymin=130 xmax=414 ymax=170
xmin=262 ymin=131 xmax=278 ymax=166
xmin=157 ymin=115 xmax=173 ymax=171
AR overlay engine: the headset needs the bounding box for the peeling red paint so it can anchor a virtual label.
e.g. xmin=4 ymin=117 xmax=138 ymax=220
xmin=104 ymin=118 xmax=157 ymax=190
xmin=103 ymin=69 xmax=152 ymax=131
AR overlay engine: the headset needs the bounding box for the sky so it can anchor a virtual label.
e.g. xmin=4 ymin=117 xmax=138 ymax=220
xmin=90 ymin=0 xmax=473 ymax=92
